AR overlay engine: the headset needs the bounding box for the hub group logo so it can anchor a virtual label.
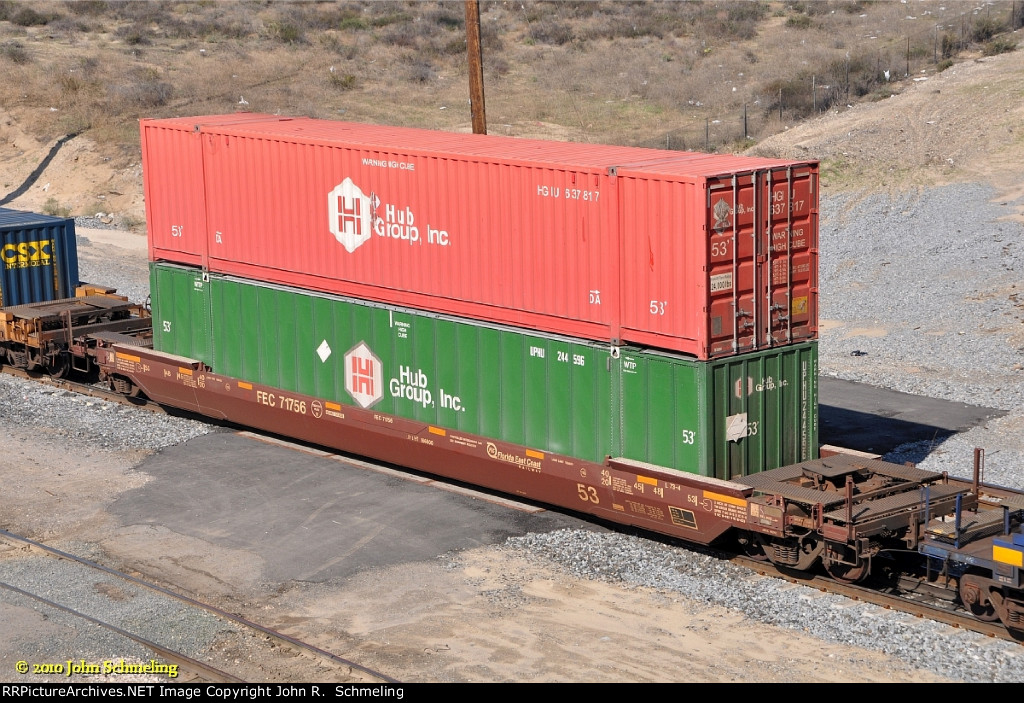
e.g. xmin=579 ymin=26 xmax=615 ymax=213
xmin=327 ymin=176 xmax=450 ymax=253
xmin=328 ymin=178 xmax=378 ymax=253
xmin=344 ymin=342 xmax=383 ymax=408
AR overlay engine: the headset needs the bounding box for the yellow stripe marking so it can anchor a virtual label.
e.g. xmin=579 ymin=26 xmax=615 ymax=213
xmin=428 ymin=426 xmax=447 ymax=436
xmin=526 ymin=449 xmax=544 ymax=459
xmin=994 ymin=545 xmax=1024 ymax=568
xmin=636 ymin=475 xmax=658 ymax=486
xmin=115 ymin=352 xmax=140 ymax=363
xmin=178 ymin=367 xmax=193 ymax=376
xmin=237 ymin=381 xmax=252 ymax=390
xmin=325 ymin=401 xmax=341 ymax=411
xmin=703 ymin=490 xmax=747 ymax=507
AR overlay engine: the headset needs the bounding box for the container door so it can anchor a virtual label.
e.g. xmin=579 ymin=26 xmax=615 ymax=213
xmin=149 ymin=263 xmax=211 ymax=362
xmin=141 ymin=124 xmax=209 ymax=267
xmin=762 ymin=167 xmax=817 ymax=349
xmin=706 ymin=342 xmax=819 ymax=480
xmin=706 ymin=167 xmax=817 ymax=355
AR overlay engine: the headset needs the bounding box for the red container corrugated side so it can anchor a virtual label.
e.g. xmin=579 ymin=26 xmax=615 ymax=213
xmin=141 ymin=113 xmax=818 ymax=358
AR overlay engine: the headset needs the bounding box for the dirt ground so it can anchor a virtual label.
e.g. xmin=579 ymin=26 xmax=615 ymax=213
xmin=5 ymin=39 xmax=1024 ymax=686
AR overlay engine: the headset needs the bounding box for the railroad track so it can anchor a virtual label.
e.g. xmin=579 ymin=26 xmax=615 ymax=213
xmin=0 ymin=364 xmax=165 ymax=413
xmin=0 ymin=529 xmax=399 ymax=684
xmin=732 ymin=554 xmax=1021 ymax=643
xmin=0 ymin=579 xmax=243 ymax=683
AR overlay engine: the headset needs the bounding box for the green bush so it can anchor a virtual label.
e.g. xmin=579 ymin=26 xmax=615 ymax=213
xmin=983 ymin=38 xmax=1017 ymax=56
xmin=786 ymin=14 xmax=812 ymax=30
xmin=971 ymin=16 xmax=1006 ymax=43
xmin=328 ymin=71 xmax=357 ymax=90
xmin=42 ymin=197 xmax=72 ymax=218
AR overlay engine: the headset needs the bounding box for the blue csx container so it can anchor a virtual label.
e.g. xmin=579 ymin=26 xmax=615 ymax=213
xmin=0 ymin=208 xmax=79 ymax=307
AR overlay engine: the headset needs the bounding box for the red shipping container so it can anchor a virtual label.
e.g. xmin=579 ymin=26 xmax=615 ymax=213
xmin=141 ymin=114 xmax=818 ymax=358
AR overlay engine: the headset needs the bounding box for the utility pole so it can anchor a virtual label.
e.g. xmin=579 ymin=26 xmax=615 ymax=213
xmin=465 ymin=0 xmax=487 ymax=134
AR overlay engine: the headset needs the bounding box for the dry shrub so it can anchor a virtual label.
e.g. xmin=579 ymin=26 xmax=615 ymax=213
xmin=487 ymin=56 xmax=510 ymax=78
xmin=108 ymin=0 xmax=170 ymax=25
xmin=426 ymin=5 xmax=462 ymax=30
xmin=59 ymin=72 xmax=85 ymax=94
xmin=62 ymin=1 xmax=108 ymax=17
xmin=10 ymin=5 xmax=57 ymax=27
xmin=0 ymin=40 xmax=30 ymax=65
xmin=379 ymin=23 xmax=417 ymax=49
xmin=527 ymin=20 xmax=574 ymax=46
xmin=115 ymin=22 xmax=151 ymax=45
xmin=408 ymin=60 xmax=435 ymax=84
xmin=265 ymin=20 xmax=307 ymax=45
xmin=786 ymin=14 xmax=813 ymax=30
xmin=110 ymin=68 xmax=173 ymax=109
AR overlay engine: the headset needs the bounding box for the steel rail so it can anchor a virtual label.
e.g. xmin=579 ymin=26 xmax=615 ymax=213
xmin=731 ymin=554 xmax=1020 ymax=643
xmin=0 ymin=580 xmax=243 ymax=683
xmin=0 ymin=529 xmax=400 ymax=684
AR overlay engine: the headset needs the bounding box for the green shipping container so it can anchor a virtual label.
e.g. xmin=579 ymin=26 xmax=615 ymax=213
xmin=151 ymin=263 xmax=818 ymax=479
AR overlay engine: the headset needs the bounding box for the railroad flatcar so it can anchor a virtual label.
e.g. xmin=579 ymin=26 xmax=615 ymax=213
xmin=141 ymin=114 xmax=818 ymax=359
xmin=920 ymin=483 xmax=1024 ymax=631
xmin=0 ymin=207 xmax=79 ymax=308
xmin=0 ymin=287 xmax=150 ymax=376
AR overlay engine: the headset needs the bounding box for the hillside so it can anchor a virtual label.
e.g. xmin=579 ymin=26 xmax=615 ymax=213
xmin=0 ymin=1 xmax=1021 ymax=226
xmin=750 ymin=46 xmax=1024 ymax=217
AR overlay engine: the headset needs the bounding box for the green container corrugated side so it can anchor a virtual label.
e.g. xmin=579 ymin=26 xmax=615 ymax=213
xmin=151 ymin=262 xmax=818 ymax=479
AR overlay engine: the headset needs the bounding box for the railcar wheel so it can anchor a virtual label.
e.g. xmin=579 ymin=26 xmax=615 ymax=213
xmin=738 ymin=534 xmax=769 ymax=561
xmin=967 ymin=601 xmax=999 ymax=621
xmin=25 ymin=350 xmax=42 ymax=372
xmin=824 ymin=558 xmax=870 ymax=584
xmin=110 ymin=375 xmax=141 ymax=398
xmin=960 ymin=575 xmax=1000 ymax=622
xmin=46 ymin=353 xmax=70 ymax=379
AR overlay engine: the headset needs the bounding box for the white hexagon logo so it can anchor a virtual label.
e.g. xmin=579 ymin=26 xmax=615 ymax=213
xmin=328 ymin=177 xmax=379 ymax=253
xmin=344 ymin=341 xmax=383 ymax=408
